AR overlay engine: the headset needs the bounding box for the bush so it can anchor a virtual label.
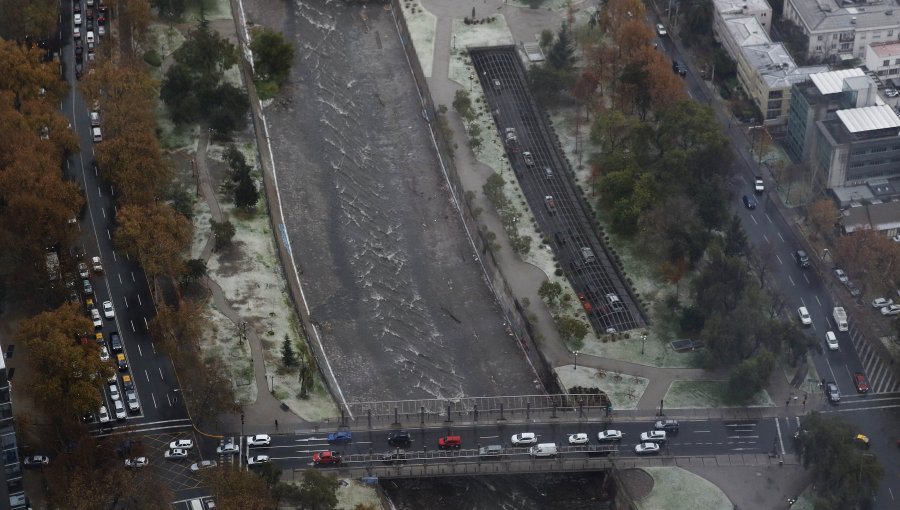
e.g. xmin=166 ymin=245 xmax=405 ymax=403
xmin=143 ymin=49 xmax=162 ymax=67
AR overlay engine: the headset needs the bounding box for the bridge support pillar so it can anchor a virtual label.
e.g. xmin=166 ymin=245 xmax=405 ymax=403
xmin=499 ymin=404 xmax=505 ymax=421
xmin=367 ymin=409 xmax=372 ymax=429
xmin=393 ymin=407 xmax=399 ymax=427
xmin=552 ymin=404 xmax=557 ymax=419
xmin=526 ymin=403 xmax=530 ymax=421
xmin=445 ymin=404 xmax=452 ymax=423
xmin=474 ymin=404 xmax=478 ymax=422
xmin=420 ymin=406 xmax=425 ymax=426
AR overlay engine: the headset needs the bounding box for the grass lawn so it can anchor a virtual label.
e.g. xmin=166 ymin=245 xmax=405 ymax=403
xmin=664 ymin=380 xmax=774 ymax=408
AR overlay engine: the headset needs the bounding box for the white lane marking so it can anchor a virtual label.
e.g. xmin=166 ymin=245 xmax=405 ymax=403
xmin=774 ymin=417 xmax=785 ymax=456
xmin=137 ymin=294 xmax=142 ymax=306
xmin=123 ymin=296 xmax=128 ymax=308
xmin=775 ymin=254 xmax=783 ymax=265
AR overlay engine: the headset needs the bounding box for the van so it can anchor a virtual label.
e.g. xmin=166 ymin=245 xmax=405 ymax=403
xmin=189 ymin=500 xmax=204 ymax=510
xmin=90 ymin=111 xmax=100 ymax=127
xmin=581 ymin=247 xmax=596 ymax=264
xmin=478 ymin=444 xmax=503 ymax=458
xmin=606 ymin=293 xmax=624 ymax=312
xmin=530 ymin=443 xmax=558 ymax=457
xmin=92 ymin=126 xmax=102 ymax=142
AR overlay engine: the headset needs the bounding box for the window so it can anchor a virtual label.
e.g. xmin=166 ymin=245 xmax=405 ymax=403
xmin=890 ymin=29 xmax=895 ymax=37
xmin=769 ymin=90 xmax=783 ymax=99
xmin=895 ymin=58 xmax=900 ymax=65
xmin=766 ymin=110 xmax=780 ymax=120
xmin=891 ymin=68 xmax=899 ymax=75
xmin=885 ymin=60 xmax=891 ymax=67
xmin=816 ymin=45 xmax=822 ymax=51
xmin=818 ymin=35 xmax=824 ymax=41
xmin=872 ymin=147 xmax=888 ymax=153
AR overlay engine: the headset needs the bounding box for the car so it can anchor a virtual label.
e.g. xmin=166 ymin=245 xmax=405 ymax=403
xmin=478 ymin=444 xmax=503 ymax=458
xmin=492 ymin=77 xmax=501 ymax=91
xmin=113 ymin=400 xmax=126 ymax=420
xmin=78 ymin=262 xmax=89 ymax=278
xmin=247 ymin=455 xmax=270 ymax=466
xmin=825 ymin=381 xmax=841 ymax=403
xmin=247 ymin=434 xmax=271 ymax=447
xmin=126 ymin=390 xmax=139 ymax=411
xmin=635 ymin=442 xmax=660 ymax=454
xmin=327 ymin=431 xmax=352 ymax=444
xmin=91 ymin=256 xmax=103 ymax=272
xmin=122 ymin=374 xmax=134 ymax=391
xmin=544 ymin=196 xmax=556 ymax=213
xmin=640 ymin=431 xmax=667 ymax=443
xmin=511 ymin=432 xmax=537 ymax=446
xmin=110 ymin=331 xmax=123 ymax=352
xmin=116 ymin=353 xmax=128 ymax=371
xmin=578 ymin=292 xmax=593 ymax=314
xmin=108 ymin=381 xmax=120 ymax=400
xmin=86 ymin=18 xmax=94 ymax=31
xmin=672 ymin=59 xmax=687 ymax=76
xmin=567 ymin=433 xmax=589 ymax=445
xmin=522 ymin=151 xmax=535 ymax=166
xmin=99 ymin=345 xmax=110 ymax=361
xmin=825 ymin=331 xmax=839 ymax=351
xmin=98 ymin=24 xmax=106 ymax=37
xmin=438 ymin=435 xmax=461 ymax=449
xmin=597 ymin=430 xmax=623 ymax=442
xmin=217 ymin=443 xmax=240 ymax=454
xmin=165 ymin=448 xmax=188 ymax=459
xmin=885 ymin=88 xmax=899 ymax=98
xmin=872 ymin=297 xmax=893 ymax=308
xmin=504 ymin=128 xmax=519 ymax=151
xmin=894 ymin=234 xmax=900 ymax=243
xmin=796 ymin=249 xmax=810 ymax=268
xmin=381 ymin=449 xmax=408 ymax=464
xmin=388 ymin=431 xmax=412 ymax=447
xmin=82 ymin=410 xmax=95 ymax=423
xmin=742 ymin=194 xmax=757 ymax=209
xmin=754 ymin=177 xmax=764 ymax=194
xmin=91 ymin=308 xmax=103 ymax=328
xmin=854 ymin=372 xmax=870 ymax=393
xmin=83 ymin=279 xmax=93 ymax=295
xmin=124 ymin=457 xmax=148 ymax=468
xmin=656 ymin=23 xmax=667 ymax=36
xmin=74 ymin=26 xmax=81 ymax=38
xmin=312 ymin=451 xmax=342 ymax=465
xmin=23 ymin=455 xmax=50 ymax=467
xmin=74 ymin=14 xmax=82 ymax=25
xmin=881 ymin=304 xmax=900 ymax=316
xmin=833 ymin=268 xmax=849 ymax=283
xmin=846 ymin=281 xmax=862 ymax=297
xmin=190 ymin=460 xmax=217 ymax=472
xmin=102 ymin=300 xmax=115 ymax=319
xmin=170 ymin=439 xmax=194 ymax=450
xmin=798 ymin=306 xmax=812 ymax=326
xmin=654 ymin=420 xmax=679 ymax=432
xmin=74 ymin=2 xmax=82 ymax=13
xmin=98 ymin=405 xmax=110 ymax=423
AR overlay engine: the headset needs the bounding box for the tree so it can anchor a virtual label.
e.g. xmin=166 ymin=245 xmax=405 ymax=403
xmin=13 ymin=304 xmax=113 ymax=422
xmin=181 ymin=258 xmax=208 ymax=286
xmin=296 ymin=470 xmax=340 ymax=510
xmin=556 ymin=315 xmax=589 ymax=349
xmin=149 ymin=302 xmax=207 ymax=357
xmin=795 ymin=413 xmax=884 ymax=508
xmin=211 ymin=219 xmax=237 ymax=250
xmin=116 ymin=202 xmax=192 ymax=278
xmin=282 ymin=334 xmax=297 ymax=367
xmin=251 ymin=28 xmax=295 ymax=85
xmin=807 ymin=198 xmax=839 ymax=241
xmin=548 ymin=23 xmax=576 ymax=72
xmin=206 ymin=82 xmax=250 ymax=135
xmin=722 ymin=214 xmax=749 ymax=258
xmin=538 ymin=281 xmax=563 ymax=304
xmin=234 ymin=174 xmax=259 ymax=210
xmin=692 ymin=248 xmax=749 ymax=314
xmin=151 ymin=0 xmax=187 ymax=18
xmin=726 ymin=349 xmax=775 ymax=402
xmin=204 ymin=466 xmax=275 ymax=510
xmin=0 ymin=0 xmax=58 ymax=40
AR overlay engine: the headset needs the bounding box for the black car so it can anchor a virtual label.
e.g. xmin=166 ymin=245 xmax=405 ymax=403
xmin=742 ymin=194 xmax=757 ymax=210
xmin=825 ymin=382 xmax=841 ymax=403
xmin=388 ymin=431 xmax=411 ymax=448
xmin=672 ymin=59 xmax=687 ymax=76
xmin=109 ymin=331 xmax=123 ymax=352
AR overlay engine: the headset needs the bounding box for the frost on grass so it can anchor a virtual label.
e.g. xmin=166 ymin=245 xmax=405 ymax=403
xmin=664 ymin=380 xmax=774 ymax=409
xmin=191 ymin=200 xmax=212 ymax=260
xmin=335 ymin=478 xmax=381 ymax=510
xmin=202 ymin=302 xmax=257 ymax=404
xmin=451 ymin=16 xmax=514 ymax=50
xmin=555 ymin=365 xmax=648 ymax=410
xmin=400 ymin=0 xmax=437 ymax=77
xmin=638 ymin=467 xmax=732 ymax=510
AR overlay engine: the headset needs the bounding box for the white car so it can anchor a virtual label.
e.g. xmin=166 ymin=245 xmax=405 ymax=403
xmin=217 ymin=443 xmax=240 ymax=455
xmin=833 ymin=268 xmax=849 ymax=283
xmin=125 ymin=457 xmax=148 ymax=468
xmin=190 ymin=460 xmax=217 ymax=472
xmin=102 ymin=300 xmax=115 ymax=319
xmin=91 ymin=256 xmax=103 ymax=272
xmin=567 ymin=433 xmax=589 ymax=445
xmin=640 ymin=431 xmax=667 ymax=443
xmin=126 ymin=390 xmax=140 ymax=411
xmin=170 ymin=439 xmax=194 ymax=450
xmin=881 ymin=304 xmax=900 ymax=316
xmin=754 ymin=177 xmax=765 ymax=194
xmin=247 ymin=455 xmax=270 ymax=466
xmin=91 ymin=308 xmax=103 ymax=328
xmin=246 ymin=434 xmax=271 ymax=447
xmin=113 ymin=400 xmax=126 ymax=420
xmin=872 ymin=298 xmax=894 ymax=308
xmin=165 ymin=448 xmax=188 ymax=459
xmin=74 ymin=14 xmax=82 ymax=25
xmin=98 ymin=405 xmax=110 ymax=423
xmin=825 ymin=331 xmax=839 ymax=351
xmin=510 ymin=433 xmax=537 ymax=446
xmin=597 ymin=430 xmax=623 ymax=442
xmin=885 ymin=88 xmax=900 ymax=98
xmin=635 ymin=442 xmax=660 ymax=454
xmin=108 ymin=381 xmax=120 ymax=400
xmin=655 ymin=23 xmax=667 ymax=36
xmin=74 ymin=27 xmax=81 ymax=38
xmin=99 ymin=345 xmax=109 ymax=361
xmin=522 ymin=151 xmax=535 ymax=166
xmin=798 ymin=307 xmax=812 ymax=326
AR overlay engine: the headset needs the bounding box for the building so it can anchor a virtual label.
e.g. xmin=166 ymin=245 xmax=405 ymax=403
xmin=812 ymin=104 xmax=900 ymax=188
xmin=785 ymin=68 xmax=870 ymax=160
xmin=720 ymin=16 xmax=772 ymax=59
xmin=738 ymin=42 xmax=829 ymax=126
xmin=783 ymin=0 xmax=900 ymax=62
xmin=0 ymin=353 xmax=26 ymax=510
xmin=712 ymin=0 xmax=773 ymax=40
xmin=865 ymin=40 xmax=900 ymax=84
xmin=841 ymin=199 xmax=900 ymax=234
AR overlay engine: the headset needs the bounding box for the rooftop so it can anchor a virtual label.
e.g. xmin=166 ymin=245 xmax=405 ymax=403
xmin=742 ymin=43 xmax=829 ymax=87
xmin=788 ymin=0 xmax=900 ymax=32
xmin=715 ymin=0 xmax=773 ymax=15
xmin=725 ymin=17 xmax=772 ymax=47
xmin=809 ymin=68 xmax=866 ymax=94
xmin=869 ymin=40 xmax=900 ymax=57
xmin=836 ymin=104 xmax=900 ymax=132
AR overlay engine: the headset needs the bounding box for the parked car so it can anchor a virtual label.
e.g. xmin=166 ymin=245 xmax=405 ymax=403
xmin=654 ymin=420 xmax=679 ymax=431
xmin=23 ymin=455 xmax=50 ymax=467
xmin=102 ymin=300 xmax=115 ymax=319
xmin=833 ymin=268 xmax=849 ymax=283
xmin=107 ymin=381 xmax=120 ymax=400
xmin=83 ymin=279 xmax=93 ymax=295
xmin=99 ymin=345 xmax=110 ymax=361
xmin=190 ymin=460 xmax=217 ymax=472
xmin=671 ymin=59 xmax=687 ymax=76
xmin=511 ymin=433 xmax=538 ymax=446
xmin=655 ymin=23 xmax=667 ymax=36
xmin=78 ymin=262 xmax=89 ymax=278
xmin=98 ymin=405 xmax=109 ymax=423
xmin=885 ymin=88 xmax=899 ymax=98
xmin=91 ymin=308 xmax=103 ymax=328
xmin=872 ymin=297 xmax=893 ymax=308
xmin=165 ymin=448 xmax=188 ymax=459
xmin=169 ymin=439 xmax=194 ymax=450
xmin=124 ymin=457 xmax=148 ymax=468
xmin=881 ymin=304 xmax=900 ymax=316
xmin=567 ymin=433 xmax=589 ymax=445
xmin=798 ymin=306 xmax=812 ymax=326
xmin=635 ymin=443 xmax=660 ymax=454
xmin=845 ymin=280 xmax=862 ymax=297
xmin=597 ymin=430 xmax=623 ymax=441
xmin=854 ymin=372 xmax=870 ymax=393
xmin=113 ymin=400 xmax=126 ymax=420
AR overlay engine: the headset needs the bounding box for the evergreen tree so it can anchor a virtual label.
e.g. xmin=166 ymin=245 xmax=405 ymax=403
xmin=281 ymin=334 xmax=296 ymax=367
xmin=548 ymin=23 xmax=576 ymax=71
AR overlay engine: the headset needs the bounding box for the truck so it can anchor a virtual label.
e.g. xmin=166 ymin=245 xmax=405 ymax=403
xmin=833 ymin=307 xmax=848 ymax=332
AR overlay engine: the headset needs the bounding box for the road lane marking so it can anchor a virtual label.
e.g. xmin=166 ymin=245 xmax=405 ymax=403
xmin=131 ymin=272 xmax=136 ymax=282
xmin=106 ymin=228 xmax=111 ymax=239
xmin=151 ymin=393 xmax=157 ymax=409
xmin=789 ymin=275 xmax=795 ymax=286
xmin=774 ymin=418 xmax=785 ymax=456
xmin=101 ymin=207 xmax=106 ymax=218
xmin=158 ymin=367 xmax=164 ymax=380
xmin=130 ymin=320 xmax=135 ymax=332
xmin=97 ymin=186 xmax=101 ymax=198
xmin=815 ymin=295 xmax=821 ymax=307
xmin=123 ymin=296 xmax=128 ymax=308
xmin=776 ymin=254 xmax=783 ymax=265
xmin=803 ymin=273 xmax=810 ymax=284
xmin=118 ymin=273 xmax=122 ymax=284
xmin=137 ymin=294 xmax=142 ymax=306
xmin=825 ymin=357 xmax=838 ymax=384
xmin=750 ymin=214 xmax=758 ymax=225
xmin=143 ymin=316 xmax=149 ymax=330
xmin=762 ymin=234 xmax=770 ymax=243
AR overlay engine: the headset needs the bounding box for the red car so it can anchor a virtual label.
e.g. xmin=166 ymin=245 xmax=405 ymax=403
xmin=312 ymin=451 xmax=342 ymax=465
xmin=577 ymin=292 xmax=593 ymax=314
xmin=854 ymin=372 xmax=870 ymax=393
xmin=438 ymin=435 xmax=461 ymax=449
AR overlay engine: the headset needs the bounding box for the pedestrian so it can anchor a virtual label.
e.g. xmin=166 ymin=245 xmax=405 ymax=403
xmin=275 ymin=419 xmax=279 ymax=429
xmin=785 ymin=399 xmax=790 ymax=406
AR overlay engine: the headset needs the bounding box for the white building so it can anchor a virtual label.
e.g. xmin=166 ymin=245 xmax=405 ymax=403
xmin=739 ymin=43 xmax=829 ymax=124
xmin=783 ymin=0 xmax=900 ymax=62
xmin=721 ymin=16 xmax=771 ymax=59
xmin=712 ymin=0 xmax=773 ymax=40
xmin=865 ymin=40 xmax=900 ymax=83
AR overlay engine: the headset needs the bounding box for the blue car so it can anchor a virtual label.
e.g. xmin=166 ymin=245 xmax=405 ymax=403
xmin=742 ymin=194 xmax=757 ymax=210
xmin=327 ymin=431 xmax=352 ymax=444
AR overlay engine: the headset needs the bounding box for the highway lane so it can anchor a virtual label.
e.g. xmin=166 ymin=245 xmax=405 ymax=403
xmin=59 ymin=0 xmax=188 ymax=429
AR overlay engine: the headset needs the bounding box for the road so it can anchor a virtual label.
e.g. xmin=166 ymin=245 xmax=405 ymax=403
xmin=651 ymin=11 xmax=900 ymax=507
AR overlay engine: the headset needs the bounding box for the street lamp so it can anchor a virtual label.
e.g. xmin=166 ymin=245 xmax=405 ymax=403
xmin=641 ymin=333 xmax=647 ymax=355
xmin=574 ymin=351 xmax=580 ymax=370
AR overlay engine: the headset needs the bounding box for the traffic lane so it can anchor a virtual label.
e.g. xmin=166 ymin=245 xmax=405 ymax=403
xmin=829 ymin=406 xmax=900 ymax=509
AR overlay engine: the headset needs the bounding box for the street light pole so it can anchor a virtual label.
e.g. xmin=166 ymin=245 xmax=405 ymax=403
xmin=574 ymin=351 xmax=579 ymax=370
xmin=641 ymin=333 xmax=647 ymax=355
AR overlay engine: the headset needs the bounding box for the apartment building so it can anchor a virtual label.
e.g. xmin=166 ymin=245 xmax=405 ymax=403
xmin=865 ymin=40 xmax=900 ymax=83
xmin=0 ymin=354 xmax=26 ymax=510
xmin=812 ymin=104 xmax=900 ymax=188
xmin=783 ymin=0 xmax=900 ymax=62
xmin=712 ymin=0 xmax=773 ymax=40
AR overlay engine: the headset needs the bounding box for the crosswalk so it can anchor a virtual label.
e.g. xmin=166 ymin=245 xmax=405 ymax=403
xmin=850 ymin=331 xmax=900 ymax=394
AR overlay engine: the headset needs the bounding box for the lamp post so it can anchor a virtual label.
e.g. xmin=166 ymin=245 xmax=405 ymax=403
xmin=641 ymin=333 xmax=647 ymax=355
xmin=574 ymin=351 xmax=580 ymax=370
